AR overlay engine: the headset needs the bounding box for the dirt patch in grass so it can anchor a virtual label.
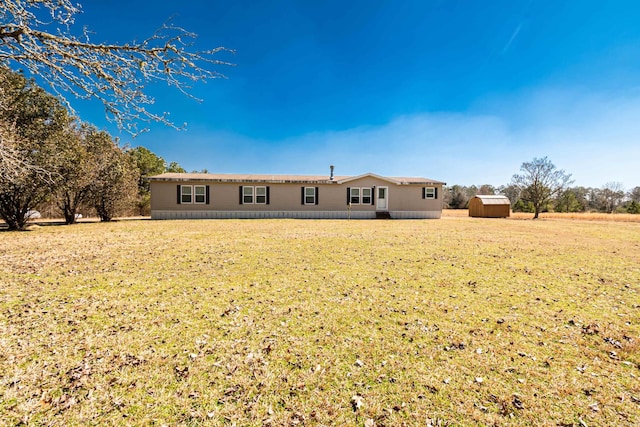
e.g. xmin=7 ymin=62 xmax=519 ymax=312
xmin=1 ymin=218 xmax=639 ymax=425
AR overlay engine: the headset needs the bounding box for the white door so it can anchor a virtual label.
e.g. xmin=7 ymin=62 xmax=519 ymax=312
xmin=376 ymin=186 xmax=388 ymax=210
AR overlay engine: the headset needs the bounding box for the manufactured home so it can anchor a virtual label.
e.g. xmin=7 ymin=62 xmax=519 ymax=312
xmin=149 ymin=171 xmax=445 ymax=219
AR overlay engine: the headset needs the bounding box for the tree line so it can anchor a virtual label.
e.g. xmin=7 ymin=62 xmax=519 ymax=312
xmin=0 ymin=68 xmax=187 ymax=230
xmin=444 ymin=161 xmax=639 ymax=216
xmin=1 ymin=0 xmax=228 ymax=230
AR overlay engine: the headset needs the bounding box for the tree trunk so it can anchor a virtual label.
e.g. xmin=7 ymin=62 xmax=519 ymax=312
xmin=3 ymin=211 xmax=28 ymax=230
xmin=62 ymin=195 xmax=77 ymax=225
xmin=63 ymin=209 xmax=77 ymax=224
xmin=0 ymin=197 xmax=30 ymax=230
xmin=533 ymin=206 xmax=540 ymax=219
xmin=95 ymin=199 xmax=112 ymax=222
xmin=5 ymin=217 xmax=21 ymax=230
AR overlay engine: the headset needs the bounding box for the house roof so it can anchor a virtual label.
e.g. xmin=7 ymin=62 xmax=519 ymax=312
xmin=149 ymin=172 xmax=445 ymax=185
xmin=471 ymin=195 xmax=511 ymax=205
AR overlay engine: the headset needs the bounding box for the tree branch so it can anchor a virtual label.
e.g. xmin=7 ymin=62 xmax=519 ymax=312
xmin=1 ymin=1 xmax=233 ymax=136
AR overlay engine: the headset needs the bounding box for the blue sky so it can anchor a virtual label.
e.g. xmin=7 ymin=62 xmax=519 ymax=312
xmin=68 ymin=1 xmax=640 ymax=188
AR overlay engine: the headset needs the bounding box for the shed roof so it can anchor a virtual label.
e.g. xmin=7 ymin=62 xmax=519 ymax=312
xmin=149 ymin=172 xmax=445 ymax=186
xmin=471 ymin=195 xmax=511 ymax=205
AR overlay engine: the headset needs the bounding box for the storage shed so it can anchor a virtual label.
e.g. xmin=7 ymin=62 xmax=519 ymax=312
xmin=468 ymin=195 xmax=511 ymax=218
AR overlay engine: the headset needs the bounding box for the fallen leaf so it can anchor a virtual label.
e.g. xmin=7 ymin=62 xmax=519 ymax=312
xmin=351 ymin=395 xmax=364 ymax=412
xmin=604 ymin=337 xmax=622 ymax=348
xmin=513 ymin=395 xmax=524 ymax=409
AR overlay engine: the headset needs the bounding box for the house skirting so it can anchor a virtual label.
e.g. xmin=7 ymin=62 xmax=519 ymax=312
xmin=151 ymin=210 xmax=442 ymax=220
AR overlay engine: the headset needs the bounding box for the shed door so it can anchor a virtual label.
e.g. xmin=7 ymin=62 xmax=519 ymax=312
xmin=376 ymin=186 xmax=388 ymax=210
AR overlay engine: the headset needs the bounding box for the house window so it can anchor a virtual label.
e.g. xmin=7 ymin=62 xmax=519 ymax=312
xmin=350 ymin=187 xmax=360 ymax=204
xmin=348 ymin=187 xmax=373 ymax=205
xmin=304 ymin=187 xmax=316 ymax=205
xmin=181 ymin=185 xmax=192 ymax=203
xmin=424 ymin=187 xmax=436 ymax=199
xmin=178 ymin=185 xmax=209 ymax=205
xmin=240 ymin=186 xmax=270 ymax=204
xmin=362 ymin=188 xmax=372 ymax=205
xmin=194 ymin=185 xmax=206 ymax=204
xmin=255 ymin=186 xmax=267 ymax=204
xmin=243 ymin=186 xmax=254 ymax=204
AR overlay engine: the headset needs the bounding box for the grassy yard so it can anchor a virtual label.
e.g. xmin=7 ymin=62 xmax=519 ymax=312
xmin=1 ymin=217 xmax=639 ymax=426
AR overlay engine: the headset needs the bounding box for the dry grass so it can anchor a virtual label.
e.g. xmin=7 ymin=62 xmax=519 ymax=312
xmin=444 ymin=209 xmax=640 ymax=222
xmin=1 ymin=218 xmax=639 ymax=426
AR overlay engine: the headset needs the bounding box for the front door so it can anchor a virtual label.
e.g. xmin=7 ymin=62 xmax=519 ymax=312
xmin=376 ymin=186 xmax=388 ymax=210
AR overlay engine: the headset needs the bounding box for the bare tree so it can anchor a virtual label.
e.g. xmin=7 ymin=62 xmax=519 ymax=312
xmin=600 ymin=182 xmax=625 ymax=213
xmin=0 ymin=0 xmax=231 ymax=135
xmin=511 ymin=157 xmax=573 ymax=219
xmin=498 ymin=184 xmax=521 ymax=205
xmin=477 ymin=184 xmax=496 ymax=195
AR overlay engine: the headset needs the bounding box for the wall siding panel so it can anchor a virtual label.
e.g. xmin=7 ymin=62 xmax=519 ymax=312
xmin=151 ymin=175 xmax=444 ymax=220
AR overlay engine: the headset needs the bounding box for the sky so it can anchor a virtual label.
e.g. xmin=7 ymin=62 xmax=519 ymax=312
xmin=60 ymin=1 xmax=640 ymax=188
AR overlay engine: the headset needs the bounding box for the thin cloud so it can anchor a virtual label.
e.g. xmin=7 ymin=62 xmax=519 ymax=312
xmin=502 ymin=23 xmax=522 ymax=53
xmin=165 ymin=87 xmax=640 ymax=190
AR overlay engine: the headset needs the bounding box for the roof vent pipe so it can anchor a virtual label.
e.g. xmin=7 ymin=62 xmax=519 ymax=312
xmin=330 ymin=165 xmax=335 ymax=180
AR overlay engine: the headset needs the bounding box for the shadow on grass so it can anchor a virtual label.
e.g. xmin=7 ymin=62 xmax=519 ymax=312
xmin=0 ymin=216 xmax=151 ymax=231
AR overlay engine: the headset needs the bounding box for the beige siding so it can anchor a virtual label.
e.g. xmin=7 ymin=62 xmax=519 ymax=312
xmin=151 ymin=210 xmax=442 ymax=219
xmin=150 ymin=177 xmax=443 ymax=219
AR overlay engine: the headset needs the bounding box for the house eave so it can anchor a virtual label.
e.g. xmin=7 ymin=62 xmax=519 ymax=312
xmin=336 ymin=172 xmax=398 ymax=185
xmin=150 ymin=177 xmax=336 ymax=185
xmin=149 ymin=172 xmax=446 ymax=186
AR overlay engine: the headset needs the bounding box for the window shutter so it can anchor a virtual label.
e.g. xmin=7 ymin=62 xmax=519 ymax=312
xmin=205 ymin=185 xmax=210 ymax=204
xmin=422 ymin=187 xmax=426 ymax=199
xmin=177 ymin=185 xmax=181 ymax=204
xmin=371 ymin=187 xmax=375 ymax=205
xmin=266 ymin=186 xmax=270 ymax=205
xmin=435 ymin=188 xmax=438 ymax=199
xmin=347 ymin=187 xmax=350 ymax=204
xmin=301 ymin=187 xmax=305 ymax=205
xmin=315 ymin=187 xmax=319 ymax=205
xmin=239 ymin=186 xmax=243 ymax=205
